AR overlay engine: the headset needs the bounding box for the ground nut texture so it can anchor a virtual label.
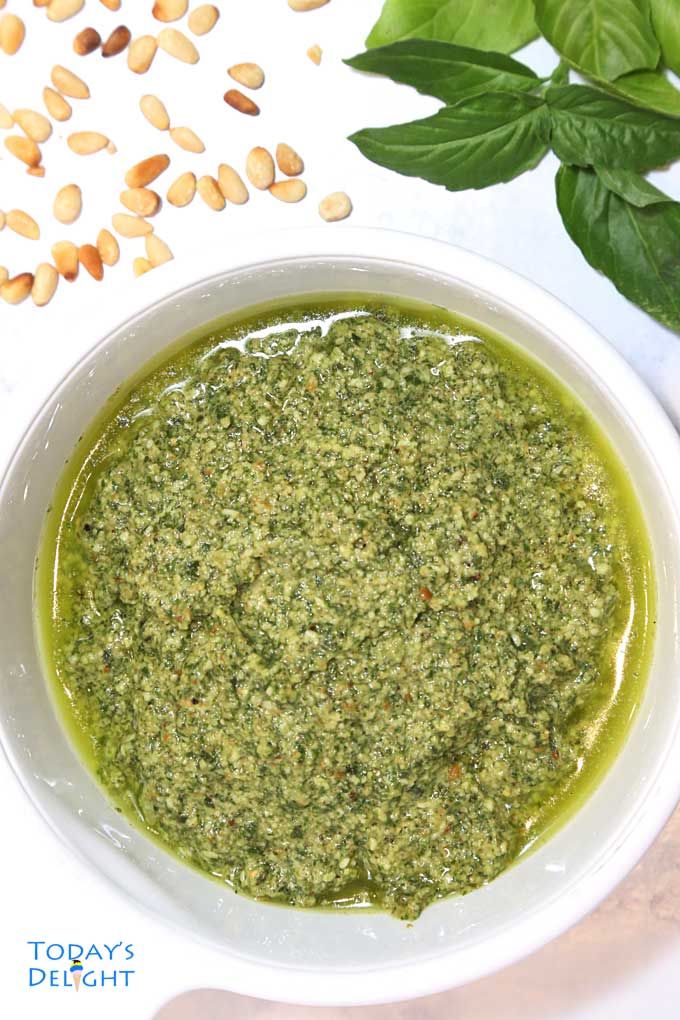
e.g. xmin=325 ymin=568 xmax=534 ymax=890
xmin=47 ymin=304 xmax=650 ymax=920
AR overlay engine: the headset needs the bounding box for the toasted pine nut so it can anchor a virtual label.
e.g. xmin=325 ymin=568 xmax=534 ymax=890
xmin=79 ymin=244 xmax=104 ymax=281
xmin=13 ymin=109 xmax=52 ymax=143
xmin=102 ymin=25 xmax=131 ymax=58
xmin=270 ymin=179 xmax=307 ymax=203
xmin=52 ymin=240 xmax=79 ymax=281
xmin=218 ymin=164 xmax=249 ymax=204
xmin=157 ymin=28 xmax=199 ymax=64
xmin=112 ymin=213 xmax=154 ymax=238
xmin=167 ymin=171 xmax=196 ymax=207
xmin=276 ymin=143 xmax=304 ymax=177
xmin=1 ymin=273 xmax=33 ymax=305
xmin=120 ymin=188 xmax=161 ymax=217
xmin=99 ymin=0 xmax=121 ymax=9
xmin=152 ymin=0 xmax=188 ymax=22
xmin=51 ymin=65 xmax=90 ymax=100
xmin=246 ymin=147 xmax=275 ymax=190
xmin=32 ymin=263 xmax=59 ymax=307
xmin=224 ymin=89 xmax=260 ymax=116
xmin=140 ymin=94 xmax=170 ymax=131
xmin=53 ymin=184 xmax=82 ymax=224
xmin=228 ymin=63 xmax=265 ymax=90
xmin=0 ymin=14 xmax=25 ymax=55
xmin=74 ymin=27 xmax=101 ymax=55
xmin=169 ymin=126 xmax=205 ymax=153
xmin=307 ymin=44 xmax=322 ymax=65
xmin=7 ymin=209 xmax=40 ymax=240
xmin=97 ymin=229 xmax=120 ymax=266
xmin=288 ymin=0 xmax=330 ymax=9
xmin=197 ymin=175 xmax=225 ymax=211
xmin=5 ymin=135 xmax=41 ymax=168
xmin=68 ymin=131 xmax=109 ymax=155
xmin=128 ymin=35 xmax=158 ymax=74
xmin=319 ymin=191 xmax=353 ymax=222
xmin=133 ymin=257 xmax=153 ymax=277
xmin=145 ymin=234 xmax=174 ymax=267
xmin=125 ymin=154 xmax=170 ymax=188
xmin=27 ymin=166 xmax=46 ymax=178
xmin=188 ymin=4 xmax=219 ymax=35
xmin=43 ymin=87 xmax=72 ymax=122
xmin=47 ymin=0 xmax=85 ymax=21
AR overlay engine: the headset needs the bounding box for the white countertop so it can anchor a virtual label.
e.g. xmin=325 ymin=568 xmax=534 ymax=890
xmin=1 ymin=2 xmax=680 ymax=1017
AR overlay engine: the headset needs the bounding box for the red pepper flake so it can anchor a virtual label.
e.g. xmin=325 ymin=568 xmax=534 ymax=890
xmin=419 ymin=586 xmax=433 ymax=602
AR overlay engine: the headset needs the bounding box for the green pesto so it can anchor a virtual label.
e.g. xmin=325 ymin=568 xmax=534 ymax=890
xmin=37 ymin=297 xmax=655 ymax=920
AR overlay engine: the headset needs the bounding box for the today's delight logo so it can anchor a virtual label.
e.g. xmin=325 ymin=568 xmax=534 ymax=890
xmin=27 ymin=941 xmax=136 ymax=990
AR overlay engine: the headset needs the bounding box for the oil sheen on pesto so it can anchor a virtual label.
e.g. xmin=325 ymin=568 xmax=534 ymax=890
xmin=41 ymin=299 xmax=654 ymax=921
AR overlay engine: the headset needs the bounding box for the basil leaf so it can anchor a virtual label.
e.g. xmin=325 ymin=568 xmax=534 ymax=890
xmin=547 ymin=84 xmax=680 ymax=169
xmin=366 ymin=0 xmax=538 ymax=55
xmin=556 ymin=164 xmax=680 ymax=331
xmin=349 ymin=93 xmax=550 ymax=192
xmin=594 ymin=167 xmax=671 ymax=206
xmin=534 ymin=0 xmax=660 ymax=81
xmin=345 ymin=41 xmax=540 ymax=106
xmin=651 ymin=0 xmax=680 ymax=75
xmin=599 ymin=70 xmax=680 ymax=118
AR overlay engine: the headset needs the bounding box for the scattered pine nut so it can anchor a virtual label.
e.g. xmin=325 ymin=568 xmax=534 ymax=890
xmin=0 ymin=103 xmax=12 ymax=128
xmin=224 ymin=89 xmax=260 ymax=116
xmin=43 ymin=87 xmax=72 ymax=122
xmin=107 ymin=139 xmax=117 ymax=154
xmin=0 ymin=14 xmax=25 ymax=56
xmin=32 ymin=263 xmax=59 ymax=307
xmin=289 ymin=0 xmax=330 ymax=9
xmin=1 ymin=273 xmax=34 ymax=305
xmin=270 ymin=179 xmax=307 ymax=203
xmin=169 ymin=126 xmax=205 ymax=153
xmin=4 ymin=136 xmax=41 ymax=168
xmin=79 ymin=244 xmax=104 ymax=281
xmin=53 ymin=183 xmax=82 ymax=224
xmin=188 ymin=4 xmax=219 ymax=36
xmin=246 ymin=147 xmax=275 ymax=190
xmin=112 ymin=212 xmax=154 ymax=238
xmin=133 ymin=257 xmax=153 ymax=277
xmin=120 ymin=188 xmax=161 ymax=217
xmin=128 ymin=35 xmax=158 ymax=74
xmin=319 ymin=191 xmax=353 ymax=222
xmin=218 ymin=164 xmax=249 ymax=204
xmin=99 ymin=0 xmax=121 ymax=10
xmin=140 ymin=94 xmax=170 ymax=131
xmin=28 ymin=166 xmax=46 ymax=178
xmin=68 ymin=131 xmax=110 ymax=155
xmin=7 ymin=209 xmax=40 ymax=240
xmin=276 ymin=143 xmax=304 ymax=177
xmin=102 ymin=25 xmax=131 ymax=58
xmin=47 ymin=0 xmax=85 ymax=21
xmin=74 ymin=27 xmax=101 ymax=56
xmin=52 ymin=240 xmax=79 ymax=281
xmin=307 ymin=44 xmax=322 ymax=65
xmin=197 ymin=175 xmax=225 ymax=211
xmin=51 ymin=65 xmax=90 ymax=100
xmin=167 ymin=171 xmax=196 ymax=207
xmin=157 ymin=28 xmax=199 ymax=65
xmin=97 ymin=228 xmax=119 ymax=266
xmin=152 ymin=0 xmax=188 ymax=22
xmin=125 ymin=154 xmax=170 ymax=188
xmin=145 ymin=233 xmax=173 ymax=267
xmin=228 ymin=63 xmax=265 ymax=90
xmin=13 ymin=109 xmax=52 ymax=144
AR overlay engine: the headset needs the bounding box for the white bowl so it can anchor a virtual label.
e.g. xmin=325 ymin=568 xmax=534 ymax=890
xmin=2 ymin=229 xmax=680 ymax=1007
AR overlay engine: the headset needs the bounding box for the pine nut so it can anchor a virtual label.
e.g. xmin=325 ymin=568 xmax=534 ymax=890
xmin=1 ymin=273 xmax=33 ymax=305
xmin=276 ymin=143 xmax=304 ymax=177
xmin=289 ymin=0 xmax=330 ymax=9
xmin=224 ymin=89 xmax=260 ymax=116
xmin=167 ymin=171 xmax=196 ymax=207
xmin=43 ymin=87 xmax=72 ymax=122
xmin=7 ymin=209 xmax=40 ymax=240
xmin=125 ymin=154 xmax=170 ymax=188
xmin=197 ymin=175 xmax=225 ymax=211
xmin=28 ymin=166 xmax=46 ymax=178
xmin=51 ymin=65 xmax=90 ymax=99
xmin=74 ymin=27 xmax=101 ymax=56
xmin=145 ymin=234 xmax=173 ymax=267
xmin=0 ymin=267 xmax=7 ymax=285
xmin=140 ymin=94 xmax=170 ymax=131
xmin=0 ymin=211 xmax=5 ymax=231
xmin=128 ymin=35 xmax=158 ymax=74
xmin=157 ymin=28 xmax=199 ymax=64
xmin=307 ymin=44 xmax=322 ymax=65
xmin=79 ymin=244 xmax=104 ymax=281
xmin=112 ymin=213 xmax=154 ymax=238
xmin=169 ymin=126 xmax=205 ymax=153
xmin=152 ymin=0 xmax=188 ymax=22
xmin=32 ymin=263 xmax=59 ymax=307
xmin=5 ymin=136 xmax=41 ymax=168
xmin=47 ymin=0 xmax=85 ymax=21
xmin=52 ymin=241 xmax=79 ymax=281
xmin=246 ymin=147 xmax=275 ymax=190
xmin=228 ymin=63 xmax=265 ymax=90
xmin=13 ymin=109 xmax=52 ymax=143
xmin=218 ymin=164 xmax=249 ymax=204
xmin=102 ymin=25 xmax=131 ymax=58
xmin=68 ymin=131 xmax=109 ymax=155
xmin=134 ymin=257 xmax=153 ymax=277
xmin=53 ymin=183 xmax=82 ymax=224
xmin=120 ymin=188 xmax=161 ymax=217
xmin=99 ymin=0 xmax=121 ymax=10
xmin=270 ymin=179 xmax=307 ymax=203
xmin=97 ymin=229 xmax=119 ymax=266
xmin=188 ymin=5 xmax=219 ymax=36
xmin=0 ymin=103 xmax=12 ymax=129
xmin=0 ymin=14 xmax=25 ymax=55
xmin=319 ymin=191 xmax=353 ymax=222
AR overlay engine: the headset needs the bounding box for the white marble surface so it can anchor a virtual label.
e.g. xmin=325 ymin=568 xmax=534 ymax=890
xmin=1 ymin=1 xmax=680 ymax=1017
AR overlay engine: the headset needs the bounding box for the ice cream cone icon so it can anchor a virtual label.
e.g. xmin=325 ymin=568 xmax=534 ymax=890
xmin=70 ymin=959 xmax=83 ymax=992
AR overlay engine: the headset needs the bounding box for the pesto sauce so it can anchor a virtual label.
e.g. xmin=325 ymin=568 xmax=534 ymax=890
xmin=37 ymin=298 xmax=655 ymax=920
